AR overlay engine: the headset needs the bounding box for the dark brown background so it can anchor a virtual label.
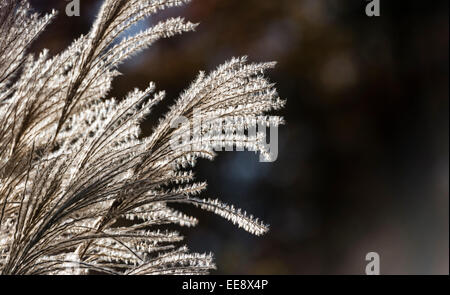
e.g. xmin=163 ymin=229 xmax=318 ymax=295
xmin=29 ymin=0 xmax=448 ymax=274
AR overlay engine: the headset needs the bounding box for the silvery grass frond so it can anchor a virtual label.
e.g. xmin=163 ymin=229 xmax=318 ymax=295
xmin=0 ymin=0 xmax=285 ymax=274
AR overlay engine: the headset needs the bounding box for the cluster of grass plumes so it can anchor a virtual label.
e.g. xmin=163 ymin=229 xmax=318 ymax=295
xmin=0 ymin=0 xmax=284 ymax=274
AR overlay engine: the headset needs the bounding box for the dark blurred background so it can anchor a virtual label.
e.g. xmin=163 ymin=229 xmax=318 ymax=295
xmin=29 ymin=0 xmax=448 ymax=274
